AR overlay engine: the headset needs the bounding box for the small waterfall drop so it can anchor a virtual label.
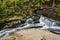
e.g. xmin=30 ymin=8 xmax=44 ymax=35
xmin=39 ymin=15 xmax=60 ymax=34
xmin=40 ymin=15 xmax=60 ymax=27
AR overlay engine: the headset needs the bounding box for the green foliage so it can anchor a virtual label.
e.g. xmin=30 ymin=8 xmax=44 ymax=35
xmin=42 ymin=0 xmax=50 ymax=3
xmin=6 ymin=0 xmax=15 ymax=5
xmin=6 ymin=8 xmax=15 ymax=15
xmin=0 ymin=0 xmax=5 ymax=16
xmin=56 ymin=4 xmax=60 ymax=16
xmin=0 ymin=0 xmax=60 ymax=18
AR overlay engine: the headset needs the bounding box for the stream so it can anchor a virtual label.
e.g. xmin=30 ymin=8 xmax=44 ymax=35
xmin=0 ymin=15 xmax=60 ymax=38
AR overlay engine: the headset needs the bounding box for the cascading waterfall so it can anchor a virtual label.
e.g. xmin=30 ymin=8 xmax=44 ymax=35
xmin=39 ymin=15 xmax=60 ymax=34
xmin=0 ymin=15 xmax=60 ymax=38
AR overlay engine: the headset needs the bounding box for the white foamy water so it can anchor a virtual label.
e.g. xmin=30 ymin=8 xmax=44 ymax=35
xmin=0 ymin=15 xmax=60 ymax=38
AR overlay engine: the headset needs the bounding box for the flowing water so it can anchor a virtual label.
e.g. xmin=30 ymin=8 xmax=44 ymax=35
xmin=0 ymin=15 xmax=60 ymax=38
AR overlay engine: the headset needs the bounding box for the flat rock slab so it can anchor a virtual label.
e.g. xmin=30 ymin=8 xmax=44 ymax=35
xmin=1 ymin=28 xmax=60 ymax=40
